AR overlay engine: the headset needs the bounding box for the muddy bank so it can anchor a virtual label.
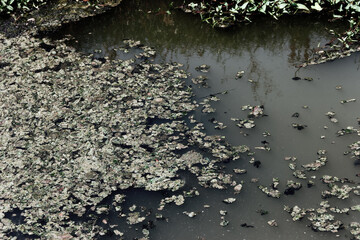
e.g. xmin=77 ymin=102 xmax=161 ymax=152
xmin=0 ymin=0 xmax=122 ymax=37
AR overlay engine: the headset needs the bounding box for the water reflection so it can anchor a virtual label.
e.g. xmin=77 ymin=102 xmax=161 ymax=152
xmin=57 ymin=0 xmax=345 ymax=67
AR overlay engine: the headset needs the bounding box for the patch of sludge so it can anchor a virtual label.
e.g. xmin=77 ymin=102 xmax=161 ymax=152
xmin=285 ymin=200 xmax=360 ymax=238
xmin=0 ymin=33 xmax=249 ymax=239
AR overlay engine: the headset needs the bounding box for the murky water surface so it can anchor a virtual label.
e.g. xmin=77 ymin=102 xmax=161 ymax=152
xmin=54 ymin=0 xmax=360 ymax=239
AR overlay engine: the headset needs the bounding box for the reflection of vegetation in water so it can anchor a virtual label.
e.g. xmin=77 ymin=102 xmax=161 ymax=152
xmin=182 ymin=1 xmax=360 ymax=46
xmin=247 ymin=54 xmax=274 ymax=103
xmin=57 ymin=0 xmax=345 ymax=66
xmin=182 ymin=0 xmax=360 ymax=64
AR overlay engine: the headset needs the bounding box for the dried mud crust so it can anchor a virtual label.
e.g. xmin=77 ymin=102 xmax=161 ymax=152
xmin=0 ymin=0 xmax=123 ymax=37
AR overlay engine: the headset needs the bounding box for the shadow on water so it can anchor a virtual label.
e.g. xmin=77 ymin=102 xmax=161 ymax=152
xmin=47 ymin=0 xmax=360 ymax=239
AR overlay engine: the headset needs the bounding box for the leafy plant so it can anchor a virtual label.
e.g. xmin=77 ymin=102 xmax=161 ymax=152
xmin=0 ymin=0 xmax=45 ymax=14
xmin=182 ymin=0 xmax=360 ymax=60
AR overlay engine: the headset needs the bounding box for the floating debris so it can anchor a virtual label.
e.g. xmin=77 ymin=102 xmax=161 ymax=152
xmin=293 ymin=170 xmax=307 ymax=179
xmin=331 ymin=118 xmax=338 ymax=123
xmin=272 ymin=178 xmax=280 ymax=189
xmin=254 ymin=146 xmax=271 ymax=151
xmin=183 ymin=188 xmax=200 ymax=198
xmin=284 ymin=156 xmax=297 ymax=161
xmin=142 ymin=228 xmax=150 ymax=237
xmin=220 ymin=219 xmax=229 ymax=227
xmin=337 ymin=126 xmax=357 ymax=136
xmin=292 ymin=123 xmax=307 ymax=130
xmin=201 ymin=104 xmax=216 ymax=113
xmin=129 ymin=205 xmax=137 ymax=212
xmin=233 ymin=145 xmax=250 ymax=154
xmin=223 ymin=198 xmax=236 ymax=204
xmin=325 ymin=111 xmax=335 ymax=117
xmin=123 ymin=39 xmax=142 ymax=48
xmin=233 ymin=168 xmax=247 ymax=174
xmin=292 ymin=112 xmax=300 ymax=118
xmin=183 ymin=211 xmax=197 ymax=218
xmin=321 ymin=184 xmax=353 ymax=199
xmin=307 ymin=180 xmax=315 ymax=188
xmin=330 ymin=207 xmax=350 ymax=214
xmin=349 ymin=141 xmax=360 ymax=160
xmin=219 ymin=210 xmax=227 ymax=216
xmin=257 ymin=209 xmax=269 ymax=215
xmin=258 ymin=186 xmax=281 ymax=198
xmin=321 ymin=175 xmax=354 ymax=184
xmin=155 ymin=213 xmax=165 ymax=220
xmin=113 ymin=194 xmax=126 ymax=205
xmin=302 ymin=150 xmax=327 ymax=171
xmin=262 ymin=131 xmax=271 ymax=137
xmin=285 ymin=205 xmax=307 ymax=221
xmin=349 ymin=222 xmax=360 ymax=240
xmin=335 ymin=85 xmax=342 ymax=90
xmin=304 ymin=77 xmax=313 ymax=81
xmin=191 ymin=75 xmax=208 ymax=87
xmin=241 ymin=105 xmax=265 ymax=118
xmin=236 ymin=119 xmax=256 ymax=129
xmin=0 ymin=32 xmax=204 ymax=237
xmin=340 ymin=98 xmax=356 ymax=104
xmin=158 ymin=195 xmax=185 ymax=210
xmin=114 ymin=230 xmax=124 ymax=236
xmin=236 ymin=71 xmax=245 ymax=78
xmin=208 ymin=96 xmax=221 ymax=102
xmin=289 ymin=163 xmax=296 ymax=171
xmin=213 ymin=121 xmax=227 ymax=130
xmin=202 ymin=104 xmax=216 ymax=113
xmin=284 ymin=180 xmax=302 ymax=195
xmin=308 ymin=212 xmax=343 ymax=233
xmin=195 ymin=64 xmax=210 ymax=72
xmin=286 ymin=203 xmax=344 ymax=233
xmin=251 ymin=178 xmax=259 ymax=183
xmin=267 ymin=219 xmax=278 ymax=227
xmin=234 ymin=184 xmax=243 ymax=194
xmin=127 ymin=212 xmax=146 ymax=225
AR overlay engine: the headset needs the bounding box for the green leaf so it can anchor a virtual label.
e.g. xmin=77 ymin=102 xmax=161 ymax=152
xmin=240 ymin=2 xmax=248 ymax=10
xmin=229 ymin=8 xmax=238 ymax=14
xmin=332 ymin=14 xmax=343 ymax=19
xmin=311 ymin=2 xmax=323 ymax=11
xmin=278 ymin=3 xmax=287 ymax=9
xmin=296 ymin=3 xmax=310 ymax=12
xmin=259 ymin=3 xmax=266 ymax=13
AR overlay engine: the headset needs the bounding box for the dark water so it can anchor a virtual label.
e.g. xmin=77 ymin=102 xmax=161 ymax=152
xmin=53 ymin=0 xmax=360 ymax=239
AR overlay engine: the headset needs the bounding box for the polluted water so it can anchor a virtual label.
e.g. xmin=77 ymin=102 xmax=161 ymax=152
xmin=28 ymin=0 xmax=360 ymax=239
